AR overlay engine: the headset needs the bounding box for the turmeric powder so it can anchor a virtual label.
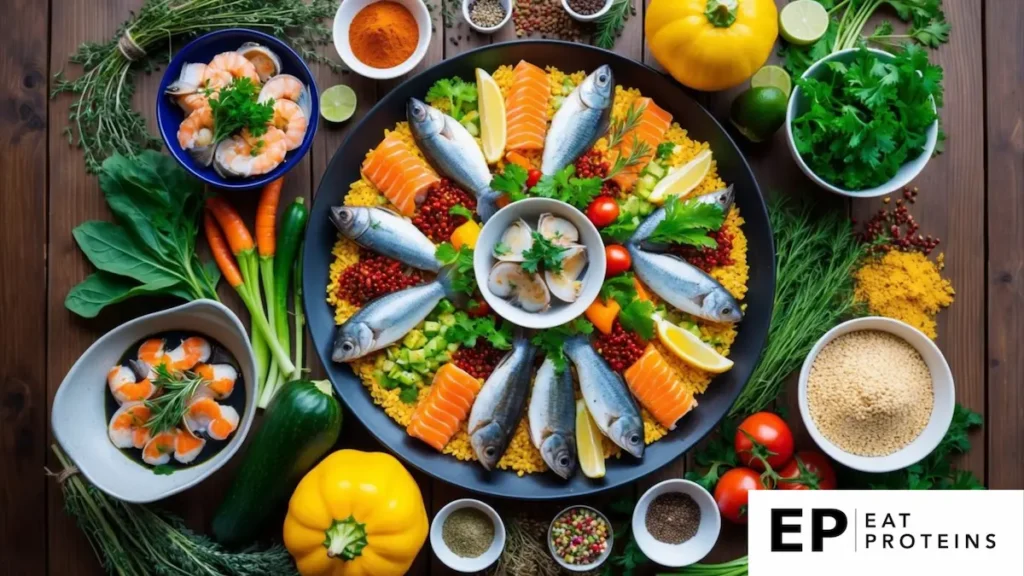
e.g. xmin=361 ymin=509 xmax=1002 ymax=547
xmin=349 ymin=2 xmax=419 ymax=69
xmin=854 ymin=250 xmax=954 ymax=339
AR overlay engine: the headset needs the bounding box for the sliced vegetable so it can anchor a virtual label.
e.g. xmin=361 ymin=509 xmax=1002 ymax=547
xmin=450 ymin=220 xmax=481 ymax=250
xmin=585 ymin=298 xmax=621 ymax=335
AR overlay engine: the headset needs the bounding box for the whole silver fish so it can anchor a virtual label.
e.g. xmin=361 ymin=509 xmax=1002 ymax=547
xmin=564 ymin=335 xmax=644 ymax=458
xmin=330 ymin=206 xmax=440 ymax=273
xmin=637 ymin=186 xmax=735 ymax=253
xmin=627 ymin=247 xmax=742 ymax=324
xmin=407 ymin=98 xmax=502 ymax=221
xmin=331 ymin=268 xmax=457 ymax=362
xmin=541 ymin=65 xmax=615 ymax=176
xmin=468 ymin=332 xmax=537 ymax=470
xmin=527 ymin=356 xmax=577 ymax=479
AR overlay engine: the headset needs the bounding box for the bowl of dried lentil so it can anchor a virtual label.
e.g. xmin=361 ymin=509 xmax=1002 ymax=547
xmin=561 ymin=0 xmax=614 ymax=22
xmin=798 ymin=316 xmax=955 ymax=473
xmin=462 ymin=0 xmax=513 ymax=34
xmin=632 ymin=479 xmax=720 ymax=568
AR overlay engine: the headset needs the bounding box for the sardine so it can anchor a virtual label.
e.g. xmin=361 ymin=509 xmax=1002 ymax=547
xmin=468 ymin=332 xmax=537 ymax=470
xmin=527 ymin=356 xmax=577 ymax=479
xmin=627 ymin=246 xmax=743 ymax=324
xmin=331 ymin=267 xmax=458 ymax=362
xmin=635 ymin=186 xmax=735 ymax=253
xmin=563 ymin=335 xmax=644 ymax=458
xmin=541 ymin=65 xmax=615 ymax=176
xmin=330 ymin=206 xmax=440 ymax=273
xmin=407 ymin=98 xmax=502 ymax=221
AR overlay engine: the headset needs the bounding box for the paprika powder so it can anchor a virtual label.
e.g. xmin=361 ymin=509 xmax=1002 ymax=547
xmin=348 ymin=1 xmax=419 ymax=69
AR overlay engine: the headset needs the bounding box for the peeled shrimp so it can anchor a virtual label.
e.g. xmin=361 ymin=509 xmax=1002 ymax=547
xmin=185 ymin=397 xmax=240 ymax=441
xmin=174 ymin=428 xmax=206 ymax=464
xmin=258 ymin=74 xmax=311 ymax=117
xmin=177 ymin=106 xmax=216 ymax=166
xmin=270 ymin=99 xmax=308 ymax=151
xmin=108 ymin=403 xmax=152 ymax=449
xmin=214 ymin=126 xmax=287 ymax=178
xmin=107 ymin=364 xmax=155 ymax=404
xmin=207 ymin=51 xmax=261 ymax=85
xmin=142 ymin=431 xmax=176 ymax=466
xmin=194 ymin=363 xmax=238 ymax=399
xmin=163 ymin=336 xmax=211 ymax=372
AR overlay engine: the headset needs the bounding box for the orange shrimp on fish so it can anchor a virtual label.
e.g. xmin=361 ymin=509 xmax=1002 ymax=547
xmin=163 ymin=336 xmax=211 ymax=372
xmin=107 ymin=364 xmax=156 ymax=404
xmin=107 ymin=402 xmax=152 ymax=449
xmin=194 ymin=363 xmax=238 ymax=399
xmin=623 ymin=345 xmax=697 ymax=430
xmin=360 ymin=132 xmax=440 ymax=216
xmin=185 ymin=397 xmax=240 ymax=441
xmin=174 ymin=428 xmax=206 ymax=464
xmin=142 ymin=431 xmax=177 ymax=466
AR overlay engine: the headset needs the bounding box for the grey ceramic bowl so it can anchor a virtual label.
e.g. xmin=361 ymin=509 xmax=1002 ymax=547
xmin=51 ymin=300 xmax=257 ymax=503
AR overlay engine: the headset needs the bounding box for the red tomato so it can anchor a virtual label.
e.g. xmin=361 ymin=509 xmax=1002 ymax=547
xmin=778 ymin=451 xmax=837 ymax=490
xmin=715 ymin=467 xmax=765 ymax=524
xmin=604 ymin=245 xmax=632 ymax=277
xmin=734 ymin=412 xmax=794 ymax=471
xmin=466 ymin=298 xmax=490 ymax=318
xmin=526 ymin=169 xmax=542 ymax=189
xmin=586 ymin=196 xmax=620 ymax=228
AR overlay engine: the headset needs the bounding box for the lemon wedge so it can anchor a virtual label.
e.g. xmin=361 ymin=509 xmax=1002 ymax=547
xmin=654 ymin=315 xmax=734 ymax=374
xmin=648 ymin=149 xmax=712 ymax=205
xmin=475 ymin=68 xmax=506 ymax=164
xmin=576 ymin=399 xmax=606 ymax=479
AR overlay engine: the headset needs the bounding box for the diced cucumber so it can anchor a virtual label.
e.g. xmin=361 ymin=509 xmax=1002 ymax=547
xmin=645 ymin=160 xmax=666 ymax=179
xmin=396 ymin=371 xmax=420 ymax=386
xmin=388 ymin=366 xmax=403 ymax=379
xmin=437 ymin=299 xmax=455 ymax=314
xmin=447 ymin=343 xmax=460 ymax=353
xmin=403 ymin=330 xmax=424 ymax=349
xmin=439 ymin=313 xmax=456 ymax=327
xmin=424 ymin=340 xmax=439 ymax=357
xmin=436 ymin=351 xmax=452 ymax=363
xmin=424 ymin=321 xmax=441 ymax=335
xmin=635 ymin=174 xmax=658 ymax=199
xmin=463 ymin=120 xmax=480 ymax=137
xmin=386 ymin=347 xmax=398 ymax=360
xmin=409 ymin=349 xmax=427 ymax=365
xmin=381 ymin=360 xmax=395 ymax=373
xmin=412 ymin=363 xmax=431 ymax=375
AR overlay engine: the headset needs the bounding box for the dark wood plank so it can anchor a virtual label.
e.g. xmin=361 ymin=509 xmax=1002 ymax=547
xmin=985 ymin=0 xmax=1024 ymax=489
xmin=0 ymin=0 xmax=48 ymax=573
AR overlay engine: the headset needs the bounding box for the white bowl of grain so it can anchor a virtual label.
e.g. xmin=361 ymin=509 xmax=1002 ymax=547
xmin=798 ymin=317 xmax=955 ymax=473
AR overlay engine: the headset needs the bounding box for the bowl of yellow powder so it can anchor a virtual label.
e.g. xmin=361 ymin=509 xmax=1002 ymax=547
xmin=798 ymin=317 xmax=955 ymax=473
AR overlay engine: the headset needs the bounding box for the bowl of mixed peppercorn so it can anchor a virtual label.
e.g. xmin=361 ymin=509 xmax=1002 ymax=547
xmin=548 ymin=505 xmax=613 ymax=571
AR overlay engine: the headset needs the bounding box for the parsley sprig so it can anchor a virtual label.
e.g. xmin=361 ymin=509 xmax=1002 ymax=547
xmin=599 ymin=273 xmax=656 ymax=340
xmin=531 ymin=318 xmax=594 ymax=373
xmin=435 ymin=243 xmax=477 ymax=295
xmin=205 ymin=77 xmax=274 ymax=144
xmin=490 ymin=164 xmax=529 ymax=202
xmin=521 ymin=232 xmax=568 ymax=274
xmin=532 ymin=165 xmax=603 ymax=211
xmin=425 ymin=77 xmax=478 ymax=121
xmin=446 ymin=310 xmax=514 ymax=351
xmin=647 ymin=196 xmax=726 ymax=248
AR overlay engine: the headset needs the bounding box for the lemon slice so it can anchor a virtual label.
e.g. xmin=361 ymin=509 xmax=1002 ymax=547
xmin=779 ymin=0 xmax=830 ymax=46
xmin=576 ymin=399 xmax=606 ymax=479
xmin=654 ymin=315 xmax=734 ymax=374
xmin=320 ymin=84 xmax=357 ymax=123
xmin=475 ymin=68 xmax=506 ymax=164
xmin=648 ymin=149 xmax=712 ymax=205
xmin=750 ymin=65 xmax=792 ymax=98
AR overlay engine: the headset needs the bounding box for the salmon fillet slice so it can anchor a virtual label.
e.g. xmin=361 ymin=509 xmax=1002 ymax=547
xmin=609 ymin=97 xmax=673 ymax=191
xmin=623 ymin=345 xmax=697 ymax=430
xmin=361 ymin=132 xmax=439 ymax=216
xmin=406 ymin=363 xmax=483 ymax=452
xmin=505 ymin=61 xmax=549 ymax=152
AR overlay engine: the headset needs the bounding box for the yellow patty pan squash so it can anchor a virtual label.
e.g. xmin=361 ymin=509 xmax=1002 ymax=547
xmin=646 ymin=0 xmax=779 ymax=91
xmin=283 ymin=450 xmax=428 ymax=576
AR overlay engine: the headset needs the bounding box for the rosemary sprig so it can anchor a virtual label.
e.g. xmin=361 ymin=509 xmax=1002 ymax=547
xmin=145 ymin=364 xmax=205 ymax=433
xmin=606 ymin=103 xmax=645 ymax=150
xmin=595 ymin=0 xmax=636 ymax=50
xmin=605 ymin=134 xmax=652 ymax=181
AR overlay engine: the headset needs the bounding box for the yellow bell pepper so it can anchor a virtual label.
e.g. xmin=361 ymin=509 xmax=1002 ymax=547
xmin=450 ymin=220 xmax=481 ymax=250
xmin=646 ymin=0 xmax=778 ymax=91
xmin=283 ymin=450 xmax=428 ymax=576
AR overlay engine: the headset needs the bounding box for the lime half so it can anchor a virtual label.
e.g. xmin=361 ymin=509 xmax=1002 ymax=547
xmin=751 ymin=65 xmax=792 ymax=98
xmin=780 ymin=0 xmax=829 ymax=46
xmin=320 ymin=84 xmax=357 ymax=123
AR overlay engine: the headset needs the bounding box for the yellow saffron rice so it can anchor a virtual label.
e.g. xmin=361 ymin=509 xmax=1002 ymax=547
xmin=325 ymin=67 xmax=749 ymax=474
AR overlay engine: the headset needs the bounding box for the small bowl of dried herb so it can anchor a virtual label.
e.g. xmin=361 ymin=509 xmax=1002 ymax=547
xmin=430 ymin=498 xmax=505 ymax=573
xmin=632 ymin=479 xmax=720 ymax=568
xmin=462 ymin=0 xmax=513 ymax=34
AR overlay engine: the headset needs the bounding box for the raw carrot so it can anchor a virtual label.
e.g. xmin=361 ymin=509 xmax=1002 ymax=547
xmin=206 ymin=196 xmax=254 ymax=255
xmin=255 ymin=179 xmax=282 ymax=258
xmin=204 ymin=212 xmax=242 ymax=288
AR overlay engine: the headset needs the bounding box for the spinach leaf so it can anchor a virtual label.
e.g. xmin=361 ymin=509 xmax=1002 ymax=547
xmin=72 ymin=221 xmax=184 ymax=286
xmin=65 ymin=272 xmax=183 ymax=318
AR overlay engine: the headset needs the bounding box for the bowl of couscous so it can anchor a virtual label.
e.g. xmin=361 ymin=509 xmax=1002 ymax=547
xmin=797 ymin=316 xmax=955 ymax=473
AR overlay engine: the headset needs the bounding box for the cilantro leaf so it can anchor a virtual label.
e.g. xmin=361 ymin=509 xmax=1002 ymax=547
xmin=425 ymin=76 xmax=477 ymax=121
xmin=532 ymin=165 xmax=602 ymax=211
xmin=531 ymin=318 xmax=593 ymax=373
xmin=490 ymin=164 xmax=529 ymax=202
xmin=521 ymin=232 xmax=568 ymax=274
xmin=448 ymin=204 xmax=474 ymax=220
xmin=618 ymin=299 xmax=655 ymax=340
xmin=646 ymin=196 xmax=725 ymax=247
xmin=655 ymin=142 xmax=676 ymax=161
xmin=435 ymin=243 xmax=477 ymax=295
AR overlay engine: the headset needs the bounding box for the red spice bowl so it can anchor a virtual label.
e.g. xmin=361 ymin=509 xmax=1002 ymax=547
xmin=333 ymin=0 xmax=432 ymax=80
xmin=548 ymin=505 xmax=614 ymax=572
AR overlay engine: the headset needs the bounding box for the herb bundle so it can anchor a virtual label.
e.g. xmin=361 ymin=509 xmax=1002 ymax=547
xmin=54 ymin=0 xmax=339 ymax=172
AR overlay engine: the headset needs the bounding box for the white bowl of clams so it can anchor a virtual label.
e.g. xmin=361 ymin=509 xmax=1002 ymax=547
xmin=474 ymin=197 xmax=606 ymax=330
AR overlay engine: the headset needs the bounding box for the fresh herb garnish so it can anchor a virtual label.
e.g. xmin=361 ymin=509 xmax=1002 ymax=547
xmin=594 ymin=0 xmax=636 ymax=50
xmin=435 ymin=243 xmax=477 ymax=295
xmin=152 ymin=464 xmax=176 ymax=476
xmin=647 ymin=196 xmax=726 ymax=248
xmin=493 ymin=242 xmax=511 ymax=256
xmin=206 ymin=77 xmax=275 ymax=144
xmin=446 ymin=312 xmax=514 ymax=350
xmin=490 ymin=164 xmax=530 ymax=202
xmin=605 ymin=135 xmax=652 ymax=182
xmin=532 ymin=165 xmax=603 ymax=211
xmin=144 ymin=364 xmax=205 ymax=434
xmin=606 ymin=103 xmax=644 ymax=150
xmin=618 ymin=300 xmax=656 ymax=340
xmin=521 ymin=232 xmax=568 ymax=274
xmin=601 ymin=213 xmax=641 ymax=244
xmin=655 ymin=142 xmax=676 ymax=161
xmin=399 ymin=386 xmax=420 ymax=404
xmin=531 ymin=318 xmax=594 ymax=373
xmin=448 ymin=204 xmax=475 ymax=220
xmin=425 ymin=77 xmax=478 ymax=121
xmin=791 ymin=45 xmax=942 ymax=191
xmin=600 ymin=273 xmax=639 ymax=307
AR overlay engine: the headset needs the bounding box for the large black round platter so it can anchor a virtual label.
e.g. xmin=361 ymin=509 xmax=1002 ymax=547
xmin=303 ymin=40 xmax=775 ymax=500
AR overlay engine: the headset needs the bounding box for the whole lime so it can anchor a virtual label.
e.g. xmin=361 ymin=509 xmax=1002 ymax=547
xmin=729 ymin=86 xmax=788 ymax=143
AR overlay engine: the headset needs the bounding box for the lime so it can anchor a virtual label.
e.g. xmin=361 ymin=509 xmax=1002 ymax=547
xmin=779 ymin=0 xmax=830 ymax=46
xmin=729 ymin=86 xmax=788 ymax=143
xmin=751 ymin=65 xmax=792 ymax=98
xmin=320 ymin=84 xmax=357 ymax=123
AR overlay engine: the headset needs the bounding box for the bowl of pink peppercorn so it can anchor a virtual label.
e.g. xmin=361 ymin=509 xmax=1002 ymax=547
xmin=548 ymin=505 xmax=614 ymax=572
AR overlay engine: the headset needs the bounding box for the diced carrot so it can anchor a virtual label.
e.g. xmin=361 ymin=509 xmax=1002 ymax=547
xmin=634 ymin=277 xmax=651 ymax=302
xmin=586 ymin=298 xmax=621 ymax=335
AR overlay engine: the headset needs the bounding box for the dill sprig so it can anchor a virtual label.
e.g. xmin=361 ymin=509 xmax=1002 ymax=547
xmin=145 ymin=364 xmax=205 ymax=433
xmin=52 ymin=0 xmax=340 ymax=173
xmin=595 ymin=0 xmax=636 ymax=50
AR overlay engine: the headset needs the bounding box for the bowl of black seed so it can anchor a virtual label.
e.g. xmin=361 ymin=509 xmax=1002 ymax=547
xmin=430 ymin=498 xmax=506 ymax=573
xmin=463 ymin=0 xmax=513 ymax=33
xmin=632 ymin=479 xmax=721 ymax=568
xmin=561 ymin=0 xmax=613 ymax=22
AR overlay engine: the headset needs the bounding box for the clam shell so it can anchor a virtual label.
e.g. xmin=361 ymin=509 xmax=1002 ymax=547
xmin=545 ymin=244 xmax=588 ymax=302
xmin=488 ymin=262 xmax=551 ymax=313
xmin=237 ymin=42 xmax=282 ymax=82
xmin=538 ymin=213 xmax=579 ymax=247
xmin=494 ymin=218 xmax=534 ymax=262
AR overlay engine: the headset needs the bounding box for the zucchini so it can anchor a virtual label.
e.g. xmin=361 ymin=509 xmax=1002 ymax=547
xmin=212 ymin=380 xmax=341 ymax=546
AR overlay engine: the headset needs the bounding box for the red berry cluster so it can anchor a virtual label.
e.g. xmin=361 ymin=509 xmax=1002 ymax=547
xmin=673 ymin=228 xmax=735 ymax=272
xmin=411 ymin=180 xmax=476 ymax=243
xmin=594 ymin=321 xmax=646 ymax=373
xmin=336 ymin=250 xmax=423 ymax=306
xmin=856 ymin=188 xmax=939 ymax=255
xmin=452 ymin=340 xmax=507 ymax=380
xmin=574 ymin=150 xmax=620 ymax=196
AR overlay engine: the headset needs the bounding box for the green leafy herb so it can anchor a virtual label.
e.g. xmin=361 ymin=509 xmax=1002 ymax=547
xmin=66 ymin=152 xmax=221 ymax=318
xmin=399 ymin=386 xmax=421 ymax=404
xmin=521 ymin=232 xmax=569 ymax=274
xmin=448 ymin=204 xmax=475 ymax=220
xmin=684 ymin=420 xmax=739 ymax=492
xmin=435 ymin=243 xmax=477 ymax=295
xmin=791 ymin=45 xmax=942 ymax=191
xmin=655 ymin=142 xmax=676 ymax=161
xmin=206 ymin=77 xmax=274 ymax=143
xmin=600 ymin=273 xmax=639 ymax=308
xmin=152 ymin=464 xmax=175 ymax=476
xmin=144 ymin=364 xmax=206 ymax=434
xmin=618 ymin=299 xmax=656 ymax=340
xmin=595 ymin=0 xmax=637 ymax=50
xmin=647 ymin=196 xmax=726 ymax=248
xmin=493 ymin=242 xmax=511 ymax=256
xmin=605 ymin=134 xmax=652 ymax=182
xmin=532 ymin=165 xmax=603 ymax=210
xmin=606 ymin=103 xmax=645 ymax=151
xmin=446 ymin=312 xmax=514 ymax=350
xmin=531 ymin=318 xmax=594 ymax=373
xmin=601 ymin=214 xmax=641 ymax=244
xmin=490 ymin=164 xmax=530 ymax=202
xmin=425 ymin=77 xmax=478 ymax=121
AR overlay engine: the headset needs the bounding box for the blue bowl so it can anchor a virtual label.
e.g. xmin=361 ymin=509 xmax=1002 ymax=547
xmin=157 ymin=28 xmax=319 ymax=190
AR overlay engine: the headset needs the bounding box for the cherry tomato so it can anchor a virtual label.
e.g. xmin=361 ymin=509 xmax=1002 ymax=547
xmin=714 ymin=467 xmax=765 ymax=524
xmin=466 ymin=298 xmax=490 ymax=318
xmin=586 ymin=196 xmax=620 ymax=228
xmin=604 ymin=245 xmax=632 ymax=277
xmin=734 ymin=412 xmax=794 ymax=471
xmin=526 ymin=169 xmax=542 ymax=189
xmin=778 ymin=451 xmax=837 ymax=490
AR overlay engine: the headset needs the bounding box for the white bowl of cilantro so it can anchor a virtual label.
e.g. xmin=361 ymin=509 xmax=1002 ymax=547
xmin=785 ymin=46 xmax=940 ymax=198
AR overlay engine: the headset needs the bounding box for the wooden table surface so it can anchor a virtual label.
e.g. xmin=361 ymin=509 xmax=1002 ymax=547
xmin=3 ymin=0 xmax=1021 ymax=574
